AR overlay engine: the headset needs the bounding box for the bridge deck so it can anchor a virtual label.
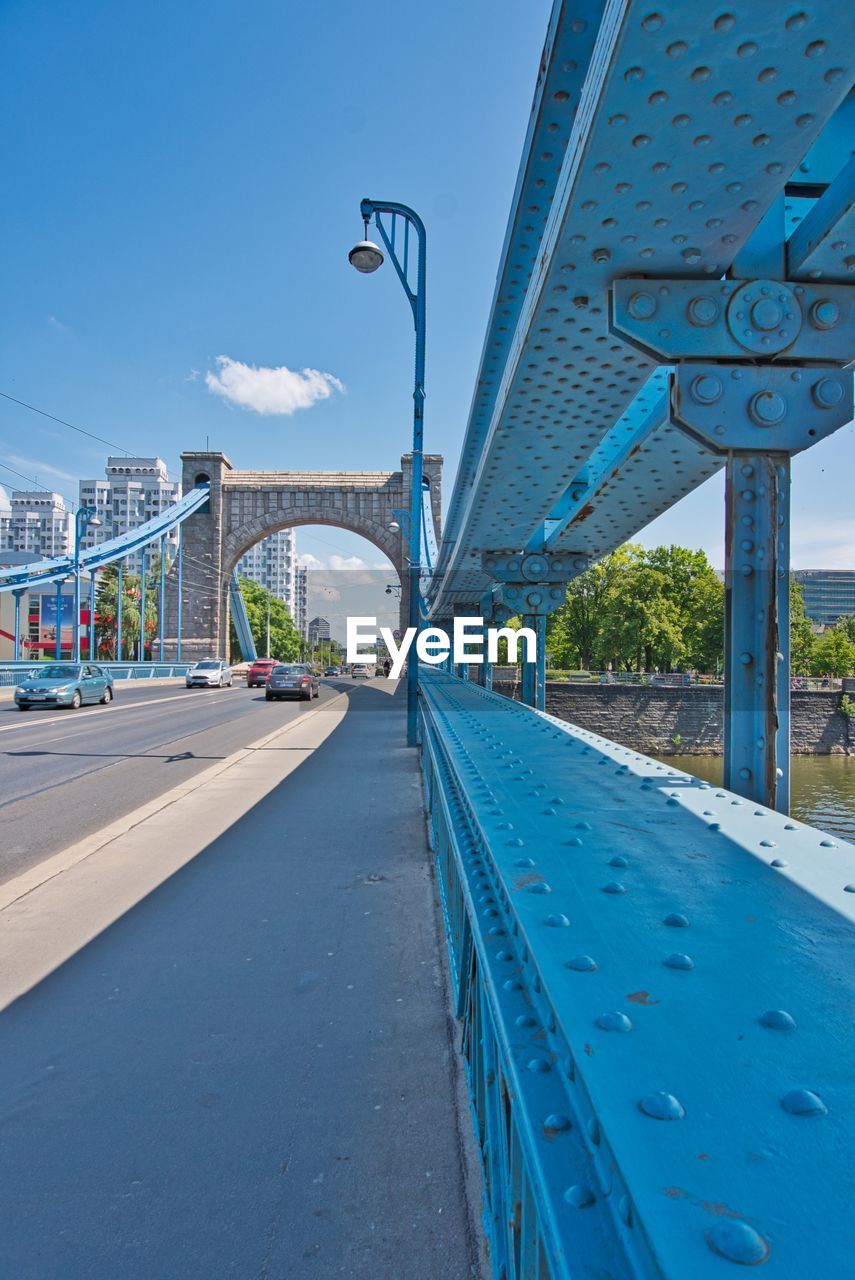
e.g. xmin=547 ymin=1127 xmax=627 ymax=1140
xmin=0 ymin=684 xmax=479 ymax=1279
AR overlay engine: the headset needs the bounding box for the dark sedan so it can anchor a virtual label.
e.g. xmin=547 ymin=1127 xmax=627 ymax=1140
xmin=265 ymin=663 xmax=320 ymax=701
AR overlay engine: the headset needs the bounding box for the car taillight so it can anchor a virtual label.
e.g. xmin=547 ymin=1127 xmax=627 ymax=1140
xmin=301 ymin=676 xmax=310 ymax=683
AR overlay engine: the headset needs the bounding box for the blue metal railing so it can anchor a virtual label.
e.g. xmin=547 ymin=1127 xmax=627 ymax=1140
xmin=419 ymin=669 xmax=855 ymax=1278
xmin=0 ymin=661 xmax=193 ymax=687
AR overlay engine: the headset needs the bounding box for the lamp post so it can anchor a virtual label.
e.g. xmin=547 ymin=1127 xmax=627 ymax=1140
xmin=73 ymin=506 xmax=101 ymax=663
xmin=350 ymin=198 xmax=426 ymax=746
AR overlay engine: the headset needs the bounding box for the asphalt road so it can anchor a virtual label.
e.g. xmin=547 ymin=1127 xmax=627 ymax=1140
xmin=0 ymin=679 xmax=347 ymax=885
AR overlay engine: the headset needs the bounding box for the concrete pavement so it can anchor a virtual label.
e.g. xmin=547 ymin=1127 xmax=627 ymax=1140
xmin=0 ymin=681 xmax=482 ymax=1279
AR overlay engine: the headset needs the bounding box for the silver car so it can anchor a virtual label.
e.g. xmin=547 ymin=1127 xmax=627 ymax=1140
xmin=15 ymin=663 xmax=114 ymax=711
xmin=185 ymin=660 xmax=233 ymax=688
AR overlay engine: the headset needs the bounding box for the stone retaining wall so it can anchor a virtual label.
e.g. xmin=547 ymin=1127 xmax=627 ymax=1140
xmin=489 ymin=681 xmax=853 ymax=755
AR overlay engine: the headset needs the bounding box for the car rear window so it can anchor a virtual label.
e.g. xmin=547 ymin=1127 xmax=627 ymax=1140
xmin=273 ymin=665 xmax=306 ymax=674
xmin=195 ymin=661 xmax=220 ymax=669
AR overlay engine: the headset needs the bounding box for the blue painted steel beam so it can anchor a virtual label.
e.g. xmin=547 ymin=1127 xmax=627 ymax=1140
xmin=428 ymin=0 xmax=855 ymax=620
xmin=229 ymin=570 xmax=257 ymax=661
xmin=788 ymin=151 xmax=855 ymax=280
xmin=0 ymin=485 xmax=210 ymax=593
xmin=420 ymin=670 xmax=855 ymax=1278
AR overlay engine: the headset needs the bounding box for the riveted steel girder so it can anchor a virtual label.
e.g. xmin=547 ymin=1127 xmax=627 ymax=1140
xmin=428 ymin=0 xmax=855 ymax=620
xmin=671 ymin=362 xmax=854 ymax=454
xmin=612 ymin=276 xmax=855 ymax=363
xmin=481 ymin=550 xmax=588 ymax=582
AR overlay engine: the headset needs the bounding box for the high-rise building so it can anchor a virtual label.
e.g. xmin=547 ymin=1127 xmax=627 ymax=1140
xmin=308 ymin=616 xmax=331 ymax=649
xmin=295 ymin=565 xmax=308 ymax=638
xmin=793 ymin=569 xmax=855 ymax=627
xmin=79 ymin=458 xmax=180 ymax=570
xmin=237 ymin=529 xmax=299 ymax=622
xmin=0 ymin=491 xmax=71 ymax=559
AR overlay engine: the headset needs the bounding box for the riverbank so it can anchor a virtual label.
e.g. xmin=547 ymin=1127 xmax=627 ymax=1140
xmin=491 ymin=680 xmax=854 ymax=756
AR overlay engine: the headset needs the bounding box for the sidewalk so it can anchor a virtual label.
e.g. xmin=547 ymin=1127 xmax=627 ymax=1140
xmin=0 ymin=684 xmax=481 ymax=1279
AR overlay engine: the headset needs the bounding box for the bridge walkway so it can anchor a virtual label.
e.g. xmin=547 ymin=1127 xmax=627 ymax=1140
xmin=0 ymin=682 xmax=481 ymax=1280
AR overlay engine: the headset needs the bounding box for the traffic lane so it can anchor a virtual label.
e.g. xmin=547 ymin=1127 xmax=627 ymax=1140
xmin=0 ymin=684 xmax=344 ymax=885
xmin=0 ymin=679 xmax=212 ymax=724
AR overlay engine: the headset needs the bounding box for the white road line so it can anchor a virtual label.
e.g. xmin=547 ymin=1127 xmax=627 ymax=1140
xmin=0 ymin=687 xmax=246 ymax=735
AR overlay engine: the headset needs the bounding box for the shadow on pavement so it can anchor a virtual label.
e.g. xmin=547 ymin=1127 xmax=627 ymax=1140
xmin=0 ymin=682 xmax=477 ymax=1280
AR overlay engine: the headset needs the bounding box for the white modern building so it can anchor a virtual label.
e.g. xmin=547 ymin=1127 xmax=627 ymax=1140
xmin=236 ymin=529 xmax=299 ymax=625
xmin=295 ymin=565 xmax=308 ymax=639
xmin=78 ymin=457 xmax=180 ymax=569
xmin=0 ymin=490 xmax=71 ymax=559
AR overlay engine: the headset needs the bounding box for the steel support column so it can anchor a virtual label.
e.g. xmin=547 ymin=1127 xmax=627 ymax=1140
xmin=159 ymin=534 xmax=166 ymax=662
xmin=138 ymin=549 xmax=147 ymax=662
xmin=89 ymin=569 xmax=96 ymax=661
xmin=13 ymin=588 xmax=24 ymax=661
xmin=54 ymin=580 xmax=63 ymax=659
xmin=117 ymin=561 xmax=123 ymax=660
xmin=519 ymin=615 xmax=546 ymax=711
xmin=723 ymin=453 xmax=791 ymax=812
xmin=176 ymin=528 xmax=183 ymax=660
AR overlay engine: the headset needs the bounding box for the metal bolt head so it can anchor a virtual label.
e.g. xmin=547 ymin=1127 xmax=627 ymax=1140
xmin=690 ymin=374 xmax=723 ymax=405
xmin=687 ymin=294 xmax=719 ymax=326
xmin=628 ymin=290 xmax=657 ymax=320
xmin=809 ymin=298 xmax=839 ymax=330
xmin=812 ymin=377 xmax=844 ymax=409
xmin=750 ymin=297 xmax=784 ymax=330
xmin=748 ymin=391 xmax=787 ymax=426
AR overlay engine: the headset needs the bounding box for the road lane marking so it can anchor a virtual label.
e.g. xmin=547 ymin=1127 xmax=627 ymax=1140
xmin=0 ymin=687 xmax=247 ymax=735
xmin=0 ymin=690 xmax=349 ymax=926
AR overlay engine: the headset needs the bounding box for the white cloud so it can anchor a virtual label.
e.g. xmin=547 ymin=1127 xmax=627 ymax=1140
xmin=298 ymin=552 xmax=376 ymax=572
xmin=205 ymin=355 xmax=344 ymax=416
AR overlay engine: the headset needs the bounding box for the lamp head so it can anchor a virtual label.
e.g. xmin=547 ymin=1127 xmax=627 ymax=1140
xmin=348 ymin=240 xmax=384 ymax=274
xmin=388 ymin=519 xmax=400 ymax=532
xmin=89 ymin=514 xmax=102 ymax=528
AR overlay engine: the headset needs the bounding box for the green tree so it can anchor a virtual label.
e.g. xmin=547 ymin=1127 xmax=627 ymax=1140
xmin=547 ymin=545 xmax=643 ymax=669
xmin=836 ymin=615 xmax=855 ymax=645
xmin=230 ymin=576 xmax=302 ymax=662
xmin=95 ymin=563 xmax=157 ymax=659
xmin=811 ymin=626 xmax=855 ymax=678
xmin=790 ymin=578 xmax=815 ymax=676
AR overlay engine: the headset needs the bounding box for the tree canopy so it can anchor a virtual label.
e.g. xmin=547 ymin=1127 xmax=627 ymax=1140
xmin=230 ymin=576 xmax=302 ymax=662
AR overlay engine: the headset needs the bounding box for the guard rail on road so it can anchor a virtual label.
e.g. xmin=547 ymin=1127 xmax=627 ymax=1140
xmin=0 ymin=662 xmax=193 ymax=687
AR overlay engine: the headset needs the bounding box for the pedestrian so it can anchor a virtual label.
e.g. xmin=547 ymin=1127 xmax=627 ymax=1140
xmin=383 ymin=658 xmax=391 ymax=677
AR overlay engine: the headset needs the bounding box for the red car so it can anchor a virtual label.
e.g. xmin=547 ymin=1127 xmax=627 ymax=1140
xmin=246 ymin=658 xmax=278 ymax=688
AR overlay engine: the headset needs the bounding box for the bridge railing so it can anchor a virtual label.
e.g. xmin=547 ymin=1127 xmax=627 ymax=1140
xmin=0 ymin=661 xmax=193 ymax=687
xmin=419 ymin=668 xmax=854 ymax=1278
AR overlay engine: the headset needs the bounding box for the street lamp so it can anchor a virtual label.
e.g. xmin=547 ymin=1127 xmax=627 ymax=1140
xmin=350 ymin=197 xmax=426 ymax=746
xmin=73 ymin=506 xmax=101 ymax=662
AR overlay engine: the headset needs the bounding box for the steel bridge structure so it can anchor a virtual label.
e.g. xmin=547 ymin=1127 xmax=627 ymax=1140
xmin=1 ymin=2 xmax=854 ymax=1274
xmin=416 ymin=2 xmax=855 ymax=1276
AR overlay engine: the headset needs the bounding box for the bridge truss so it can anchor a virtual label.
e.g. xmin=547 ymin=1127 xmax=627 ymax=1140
xmin=420 ymin=3 xmax=855 ymax=1277
xmin=428 ymin=0 xmax=855 ymax=814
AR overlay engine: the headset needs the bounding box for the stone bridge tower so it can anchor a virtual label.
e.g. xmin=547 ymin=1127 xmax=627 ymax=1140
xmin=161 ymin=451 xmax=442 ymax=662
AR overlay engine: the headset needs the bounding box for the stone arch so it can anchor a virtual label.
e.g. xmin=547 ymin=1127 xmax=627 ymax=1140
xmin=222 ymin=507 xmax=402 ymax=580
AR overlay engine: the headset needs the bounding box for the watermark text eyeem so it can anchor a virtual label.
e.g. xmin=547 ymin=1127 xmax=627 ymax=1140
xmin=346 ymin=617 xmax=536 ymax=678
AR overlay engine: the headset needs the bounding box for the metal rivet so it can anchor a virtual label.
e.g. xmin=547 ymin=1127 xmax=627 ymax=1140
xmin=663 ymin=913 xmax=690 ymax=927
xmin=812 ymin=378 xmax=843 ymax=409
xmin=566 ymin=954 xmax=598 ymax=971
xmin=639 ymin=1091 xmax=685 ymax=1120
xmin=596 ymin=1011 xmax=633 ymax=1032
xmin=609 ymin=855 xmax=629 ymax=868
xmin=544 ymin=1113 xmax=572 ymax=1133
xmin=664 ymin=953 xmax=694 ymax=970
xmin=781 ymin=1089 xmax=827 ymax=1116
xmin=564 ymin=1184 xmax=596 ymax=1208
xmin=545 ymin=913 xmax=571 ymax=927
xmin=760 ymin=1009 xmax=797 ymax=1031
xmin=628 ymin=290 xmax=657 ymax=319
xmin=602 ymin=882 xmax=627 ymax=895
xmin=708 ymin=1220 xmax=769 ymax=1265
xmin=690 ymin=373 xmax=723 ymax=405
xmin=528 ymin=881 xmax=552 ymax=895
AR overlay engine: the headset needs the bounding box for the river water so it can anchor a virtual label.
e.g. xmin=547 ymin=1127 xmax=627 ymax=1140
xmin=663 ymin=755 xmax=855 ymax=843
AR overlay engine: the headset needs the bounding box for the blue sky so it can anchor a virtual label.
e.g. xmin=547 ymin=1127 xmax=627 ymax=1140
xmin=1 ymin=0 xmax=852 ymax=571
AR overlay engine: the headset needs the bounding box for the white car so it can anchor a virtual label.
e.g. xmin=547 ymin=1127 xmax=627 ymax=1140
xmin=186 ymin=660 xmax=233 ymax=688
